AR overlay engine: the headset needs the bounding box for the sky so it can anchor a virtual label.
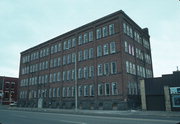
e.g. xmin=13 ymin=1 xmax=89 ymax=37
xmin=0 ymin=0 xmax=180 ymax=78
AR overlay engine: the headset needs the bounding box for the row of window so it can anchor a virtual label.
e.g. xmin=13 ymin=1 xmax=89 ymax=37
xmin=128 ymin=82 xmax=139 ymax=95
xmin=22 ymin=23 xmax=115 ymax=64
xmin=19 ymin=82 xmax=118 ymax=99
xmin=96 ymin=24 xmax=115 ymax=39
xmin=21 ymin=41 xmax=117 ymax=75
xmin=97 ymin=62 xmax=117 ymax=76
xmin=126 ymin=61 xmax=153 ymax=78
xmin=123 ymin=23 xmax=150 ymax=49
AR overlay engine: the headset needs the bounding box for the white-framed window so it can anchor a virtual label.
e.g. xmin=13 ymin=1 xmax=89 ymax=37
xmin=67 ymin=39 xmax=71 ymax=49
xmin=58 ymin=43 xmax=62 ymax=52
xmin=89 ymin=48 xmax=93 ymax=59
xmin=54 ymin=44 xmax=58 ymax=53
xmin=45 ymin=61 xmax=49 ymax=69
xmin=89 ymin=66 xmax=94 ymax=78
xmin=97 ymin=45 xmax=102 ymax=57
xmin=104 ymin=63 xmax=109 ymax=75
xmin=109 ymin=24 xmax=115 ymax=35
xmin=53 ymin=73 xmax=57 ymax=82
xmin=126 ymin=61 xmax=129 ymax=73
xmin=89 ymin=31 xmax=93 ymax=42
xmin=84 ymin=85 xmax=89 ymax=97
xmin=129 ymin=62 xmax=133 ymax=74
xmin=78 ymin=68 xmax=83 ymax=79
xmin=51 ymin=46 xmax=54 ymax=54
xmin=57 ymin=88 xmax=60 ymax=97
xmin=110 ymin=42 xmax=116 ymax=54
xmin=67 ymin=87 xmax=71 ymax=97
xmin=71 ymin=87 xmax=75 ymax=97
xmin=102 ymin=26 xmax=108 ymax=37
xmin=78 ymin=85 xmax=83 ymax=96
xmin=57 ymin=57 xmax=61 ymax=66
xmin=132 ymin=46 xmax=135 ymax=56
xmin=63 ymin=41 xmax=67 ymax=50
xmin=84 ymin=67 xmax=88 ymax=79
xmin=111 ymin=62 xmax=117 ymax=74
xmin=84 ymin=33 xmax=88 ymax=43
xmin=128 ymin=44 xmax=131 ymax=54
xmin=53 ymin=88 xmax=56 ymax=97
xmin=72 ymin=38 xmax=76 ymax=47
xmin=112 ymin=82 xmax=118 ymax=95
xmin=54 ymin=58 xmax=57 ymax=67
xmin=49 ymin=74 xmax=53 ymax=83
xmin=63 ymin=71 xmax=66 ymax=81
xmin=125 ymin=41 xmax=128 ymax=53
xmin=78 ymin=35 xmax=83 ymax=45
xmin=98 ymin=84 xmax=103 ymax=96
xmin=63 ymin=55 xmax=66 ymax=65
xmin=72 ymin=53 xmax=76 ymax=63
xmin=71 ymin=69 xmax=75 ymax=80
xmin=105 ymin=83 xmax=110 ymax=95
xmin=78 ymin=51 xmax=83 ymax=61
xmin=96 ymin=28 xmax=101 ymax=39
xmin=67 ymin=70 xmax=71 ymax=81
xmin=49 ymin=88 xmax=52 ymax=98
xmin=103 ymin=43 xmax=109 ymax=55
xmin=123 ymin=23 xmax=126 ymax=34
xmin=63 ymin=87 xmax=66 ymax=97
xmin=84 ymin=49 xmax=89 ymax=60
xmin=97 ymin=64 xmax=103 ymax=76
xmin=89 ymin=85 xmax=94 ymax=96
xmin=67 ymin=54 xmax=71 ymax=64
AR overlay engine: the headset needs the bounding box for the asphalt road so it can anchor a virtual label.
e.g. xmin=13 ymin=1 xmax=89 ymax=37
xmin=0 ymin=109 xmax=179 ymax=124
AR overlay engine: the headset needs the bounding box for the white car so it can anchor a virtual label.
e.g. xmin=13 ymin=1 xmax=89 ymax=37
xmin=9 ymin=102 xmax=17 ymax=107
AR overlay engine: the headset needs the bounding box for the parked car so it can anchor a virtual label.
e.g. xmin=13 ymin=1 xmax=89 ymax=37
xmin=9 ymin=102 xmax=17 ymax=107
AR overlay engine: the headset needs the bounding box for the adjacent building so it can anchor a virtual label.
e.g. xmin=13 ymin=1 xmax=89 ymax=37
xmin=0 ymin=76 xmax=18 ymax=105
xmin=18 ymin=10 xmax=153 ymax=110
xmin=140 ymin=71 xmax=180 ymax=111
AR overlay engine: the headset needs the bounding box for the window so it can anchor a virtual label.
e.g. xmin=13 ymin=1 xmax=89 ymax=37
xmin=63 ymin=87 xmax=66 ymax=97
xmin=71 ymin=69 xmax=75 ymax=80
xmin=67 ymin=70 xmax=71 ymax=81
xmin=58 ymin=43 xmax=62 ymax=52
xmin=57 ymin=88 xmax=60 ymax=97
xmin=132 ymin=46 xmax=135 ymax=56
xmin=111 ymin=62 xmax=117 ymax=74
xmin=63 ymin=41 xmax=67 ymax=50
xmin=96 ymin=28 xmax=101 ymax=39
xmin=45 ymin=61 xmax=49 ymax=69
xmin=67 ymin=87 xmax=71 ymax=97
xmin=89 ymin=48 xmax=93 ymax=59
xmin=78 ymin=68 xmax=83 ymax=79
xmin=129 ymin=62 xmax=133 ymax=74
xmin=128 ymin=44 xmax=131 ymax=54
xmin=63 ymin=55 xmax=66 ymax=65
xmin=125 ymin=41 xmax=128 ymax=53
xmin=63 ymin=71 xmax=66 ymax=81
xmin=110 ymin=42 xmax=116 ymax=54
xmin=126 ymin=61 xmax=129 ymax=73
xmin=97 ymin=45 xmax=102 ymax=57
xmin=109 ymin=24 xmax=115 ymax=35
xmin=105 ymin=83 xmax=110 ymax=95
xmin=57 ymin=57 xmax=61 ymax=66
xmin=84 ymin=33 xmax=88 ymax=43
xmin=102 ymin=26 xmax=108 ymax=37
xmin=71 ymin=87 xmax=75 ymax=97
xmin=112 ymin=82 xmax=118 ymax=95
xmin=67 ymin=54 xmax=71 ymax=64
xmin=67 ymin=39 xmax=71 ymax=49
xmin=57 ymin=72 xmax=61 ymax=81
xmin=89 ymin=66 xmax=94 ymax=78
xmin=89 ymin=85 xmax=94 ymax=96
xmin=89 ymin=31 xmax=93 ymax=42
xmin=84 ymin=85 xmax=89 ymax=96
xmin=104 ymin=63 xmax=109 ymax=75
xmin=49 ymin=74 xmax=53 ymax=83
xmin=84 ymin=49 xmax=89 ymax=60
xmin=78 ymin=51 xmax=83 ymax=61
xmin=49 ymin=88 xmax=52 ymax=98
xmin=98 ymin=84 xmax=103 ymax=96
xmin=78 ymin=86 xmax=83 ymax=96
xmin=97 ymin=64 xmax=103 ymax=76
xmin=103 ymin=44 xmax=109 ymax=55
xmin=53 ymin=88 xmax=56 ymax=97
xmin=132 ymin=64 xmax=136 ymax=75
xmin=72 ymin=38 xmax=76 ymax=47
xmin=54 ymin=44 xmax=58 ymax=53
xmin=72 ymin=53 xmax=76 ymax=63
xmin=123 ymin=23 xmax=126 ymax=33
xmin=53 ymin=73 xmax=57 ymax=82
xmin=78 ymin=35 xmax=83 ymax=45
xmin=54 ymin=58 xmax=57 ymax=67
xmin=129 ymin=27 xmax=133 ymax=38
xmin=84 ymin=67 xmax=88 ymax=79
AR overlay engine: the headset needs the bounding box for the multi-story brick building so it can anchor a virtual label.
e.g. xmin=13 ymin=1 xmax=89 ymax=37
xmin=18 ymin=10 xmax=153 ymax=110
xmin=0 ymin=76 xmax=18 ymax=105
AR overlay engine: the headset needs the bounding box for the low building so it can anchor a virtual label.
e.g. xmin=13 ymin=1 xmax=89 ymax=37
xmin=140 ymin=71 xmax=180 ymax=111
xmin=0 ymin=76 xmax=18 ymax=105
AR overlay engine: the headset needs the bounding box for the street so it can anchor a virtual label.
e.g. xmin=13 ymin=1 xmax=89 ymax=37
xmin=0 ymin=109 xmax=179 ymax=124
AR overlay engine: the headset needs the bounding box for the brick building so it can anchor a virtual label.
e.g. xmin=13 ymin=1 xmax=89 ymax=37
xmin=0 ymin=76 xmax=18 ymax=105
xmin=18 ymin=10 xmax=153 ymax=110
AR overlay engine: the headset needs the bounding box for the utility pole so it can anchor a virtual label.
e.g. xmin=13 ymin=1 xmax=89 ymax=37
xmin=75 ymin=53 xmax=78 ymax=111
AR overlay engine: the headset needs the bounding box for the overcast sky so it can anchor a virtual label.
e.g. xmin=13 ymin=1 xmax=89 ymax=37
xmin=0 ymin=0 xmax=180 ymax=77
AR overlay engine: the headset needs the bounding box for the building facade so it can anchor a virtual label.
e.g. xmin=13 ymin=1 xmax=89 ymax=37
xmin=18 ymin=10 xmax=153 ymax=110
xmin=0 ymin=76 xmax=18 ymax=105
xmin=140 ymin=71 xmax=180 ymax=111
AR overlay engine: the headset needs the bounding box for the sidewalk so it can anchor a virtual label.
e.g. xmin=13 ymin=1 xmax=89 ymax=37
xmin=7 ymin=106 xmax=180 ymax=118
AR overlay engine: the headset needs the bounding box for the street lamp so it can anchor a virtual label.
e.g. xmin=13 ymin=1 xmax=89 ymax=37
xmin=74 ymin=53 xmax=78 ymax=111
